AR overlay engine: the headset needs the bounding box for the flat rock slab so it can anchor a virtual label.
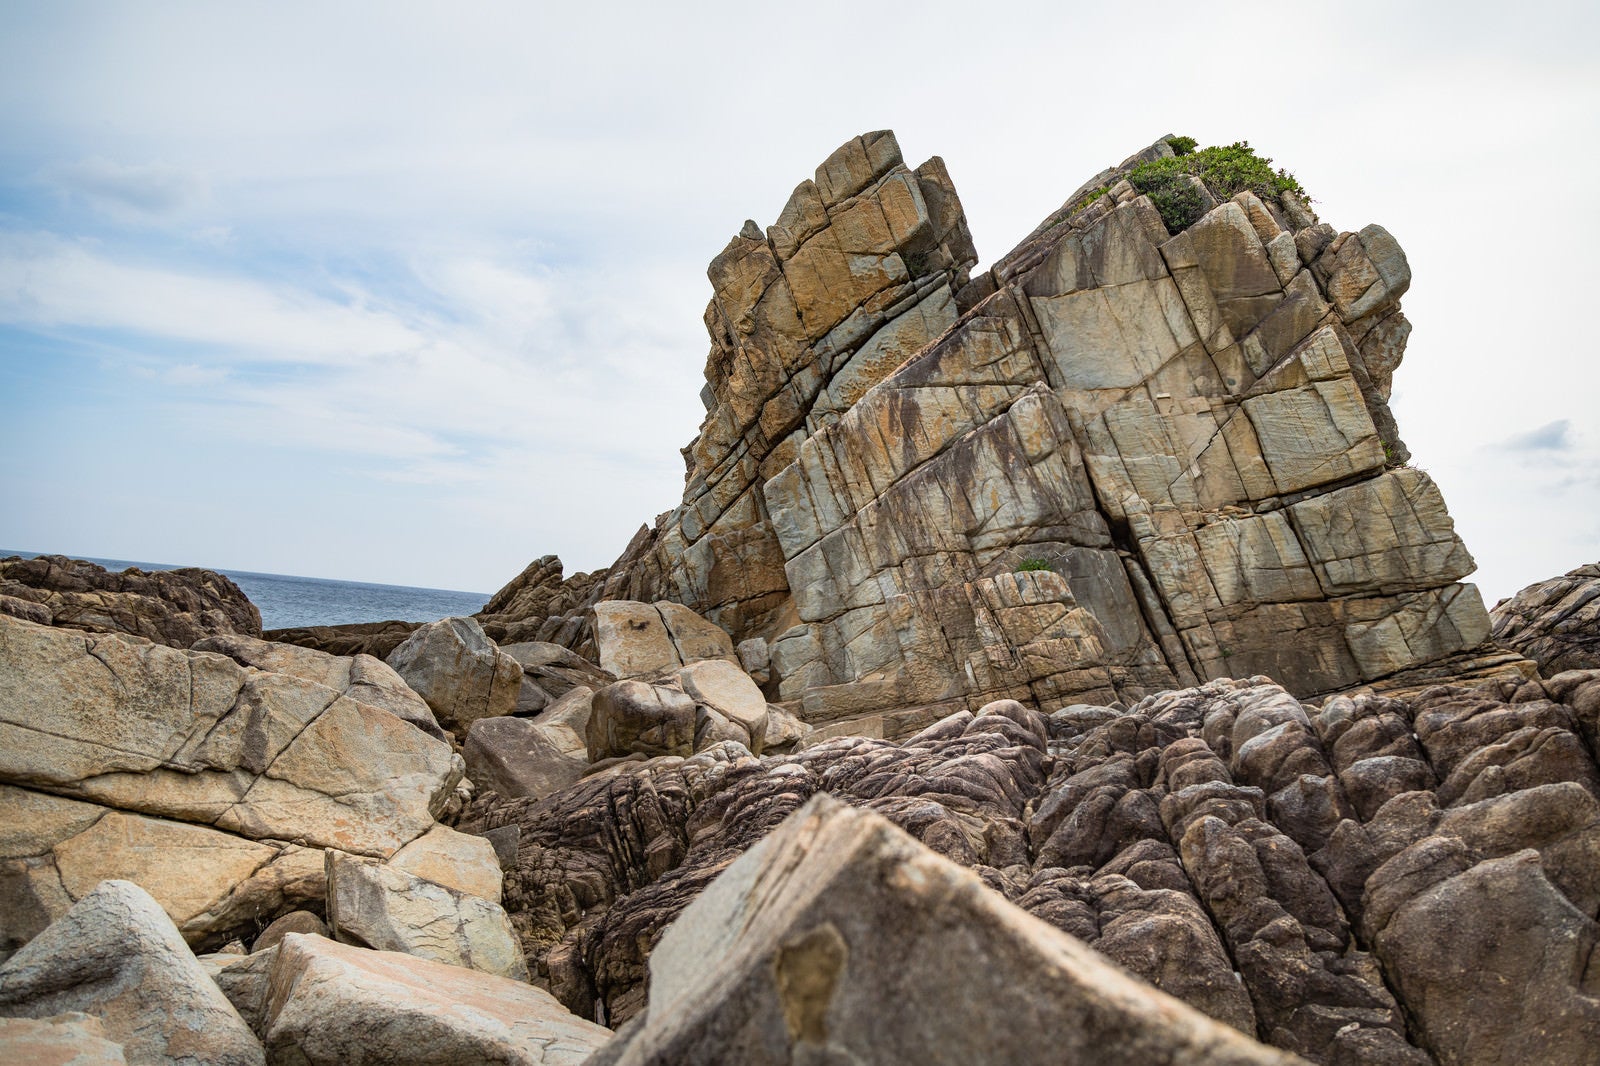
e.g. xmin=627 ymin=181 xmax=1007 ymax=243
xmin=594 ymin=794 xmax=1306 ymax=1066
xmin=0 ymin=879 xmax=263 ymax=1065
xmin=262 ymin=933 xmax=610 ymax=1066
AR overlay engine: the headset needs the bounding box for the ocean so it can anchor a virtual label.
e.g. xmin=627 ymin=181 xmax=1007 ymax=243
xmin=2 ymin=550 xmax=491 ymax=632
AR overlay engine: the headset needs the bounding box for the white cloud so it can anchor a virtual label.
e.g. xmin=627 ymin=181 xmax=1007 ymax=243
xmin=43 ymin=157 xmax=207 ymax=218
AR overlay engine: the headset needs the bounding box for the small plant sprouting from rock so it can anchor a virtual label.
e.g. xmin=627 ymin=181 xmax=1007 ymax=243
xmin=1163 ymin=134 xmax=1198 ymax=156
xmin=1069 ymin=185 xmax=1110 ymax=217
xmin=1127 ymin=141 xmax=1306 ymax=235
xmin=1016 ymin=558 xmax=1055 ymax=573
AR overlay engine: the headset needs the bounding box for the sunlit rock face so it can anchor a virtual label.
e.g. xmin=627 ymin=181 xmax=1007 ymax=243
xmin=512 ymin=131 xmax=1492 ymax=733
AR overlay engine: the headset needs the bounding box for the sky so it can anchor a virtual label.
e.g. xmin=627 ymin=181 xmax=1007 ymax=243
xmin=1 ymin=1 xmax=1595 ymax=603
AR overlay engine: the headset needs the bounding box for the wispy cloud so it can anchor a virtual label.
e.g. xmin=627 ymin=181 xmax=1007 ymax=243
xmin=1501 ymin=419 xmax=1575 ymax=452
xmin=42 ymin=158 xmax=208 ymax=219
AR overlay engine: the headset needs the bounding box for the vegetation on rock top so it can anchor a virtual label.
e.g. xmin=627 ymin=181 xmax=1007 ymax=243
xmin=1132 ymin=138 xmax=1306 ymax=234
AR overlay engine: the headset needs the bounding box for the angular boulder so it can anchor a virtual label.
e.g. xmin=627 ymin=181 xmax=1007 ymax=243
xmin=591 ymin=600 xmax=736 ymax=680
xmin=465 ymin=687 xmax=594 ymax=801
xmin=0 ymin=879 xmax=264 ymax=1065
xmin=499 ymin=640 xmax=615 ymax=715
xmin=0 ymin=615 xmax=462 ymax=859
xmin=385 ymin=616 xmax=523 ymax=734
xmin=593 ymin=794 xmax=1304 ymax=1065
xmin=587 ymin=679 xmax=697 ymax=761
xmin=325 ymin=853 xmax=527 ymax=981
xmin=261 ymin=933 xmax=609 ymax=1065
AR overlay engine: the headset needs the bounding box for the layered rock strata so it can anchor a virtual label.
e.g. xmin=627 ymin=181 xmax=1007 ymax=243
xmin=0 ymin=554 xmax=261 ymax=648
xmin=458 ymin=668 xmax=1600 ymax=1065
xmin=1491 ymin=561 xmax=1600 ymax=675
xmin=486 ymin=132 xmax=1494 ymax=734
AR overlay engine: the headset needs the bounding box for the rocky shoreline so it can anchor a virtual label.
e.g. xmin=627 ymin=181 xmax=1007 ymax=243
xmin=4 ymin=132 xmax=1599 ymax=1065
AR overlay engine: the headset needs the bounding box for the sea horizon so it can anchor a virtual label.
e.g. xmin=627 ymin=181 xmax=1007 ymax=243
xmin=2 ymin=548 xmax=492 ymax=630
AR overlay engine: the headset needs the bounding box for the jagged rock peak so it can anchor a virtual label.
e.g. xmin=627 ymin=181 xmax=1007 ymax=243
xmin=492 ymin=131 xmax=1504 ymax=735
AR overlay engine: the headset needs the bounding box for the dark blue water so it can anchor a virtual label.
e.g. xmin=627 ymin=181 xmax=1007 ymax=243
xmin=3 ymin=550 xmax=490 ymax=631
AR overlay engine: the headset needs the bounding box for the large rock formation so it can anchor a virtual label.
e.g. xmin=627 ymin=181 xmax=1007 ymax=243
xmin=458 ymin=667 xmax=1600 ymax=1064
xmin=0 ymin=613 xmax=471 ymax=957
xmin=486 ymin=132 xmax=1498 ymax=737
xmin=1491 ymin=562 xmax=1600 ymax=675
xmin=0 ymin=554 xmax=261 ymax=648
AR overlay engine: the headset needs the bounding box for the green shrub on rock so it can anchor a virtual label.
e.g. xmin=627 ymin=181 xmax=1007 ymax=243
xmin=1128 ymin=141 xmax=1305 ymax=234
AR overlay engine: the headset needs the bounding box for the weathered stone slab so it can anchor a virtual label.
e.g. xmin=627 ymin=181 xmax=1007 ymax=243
xmin=261 ymin=933 xmax=609 ymax=1066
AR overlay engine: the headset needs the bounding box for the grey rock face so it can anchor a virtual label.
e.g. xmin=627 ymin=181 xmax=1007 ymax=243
xmin=0 ymin=879 xmax=264 ymax=1065
xmin=385 ymin=616 xmax=523 ymax=734
xmin=325 ymin=852 xmax=528 ymax=981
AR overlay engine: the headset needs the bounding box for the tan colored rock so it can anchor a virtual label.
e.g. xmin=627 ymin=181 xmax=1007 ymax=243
xmin=591 ymin=600 xmax=680 ymax=679
xmin=0 ymin=1013 xmax=128 ymax=1065
xmin=388 ymin=825 xmax=503 ymax=904
xmin=0 ymin=783 xmax=329 ymax=954
xmin=0 ymin=616 xmax=461 ymax=859
xmin=261 ymin=933 xmax=609 ymax=1066
xmin=325 ymin=852 xmax=527 ymax=981
xmin=194 ymin=633 xmax=447 ymax=741
xmin=677 ymin=658 xmax=769 ymax=752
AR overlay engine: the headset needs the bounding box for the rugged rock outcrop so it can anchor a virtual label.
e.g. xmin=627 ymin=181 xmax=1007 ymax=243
xmin=0 ymin=613 xmax=469 ymax=957
xmin=1491 ymin=561 xmax=1600 ymax=675
xmin=0 ymin=554 xmax=261 ymax=648
xmin=592 ymin=794 xmax=1306 ymax=1066
xmin=264 ymin=619 xmax=421 ymax=660
xmin=488 ymin=132 xmax=1504 ymax=737
xmin=457 ymin=668 xmax=1600 ymax=1064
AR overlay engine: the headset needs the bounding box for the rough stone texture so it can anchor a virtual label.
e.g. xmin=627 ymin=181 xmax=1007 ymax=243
xmin=325 ymin=852 xmax=528 ymax=981
xmin=484 ymin=132 xmax=1492 ymax=735
xmin=476 ymin=554 xmax=607 ymax=651
xmin=385 ymin=616 xmax=524 ymax=735
xmin=1490 ymin=561 xmax=1600 ymax=675
xmin=0 ymin=554 xmax=261 ymax=649
xmin=465 ymin=687 xmax=595 ymax=801
xmin=263 ymin=620 xmax=421 ymax=660
xmin=455 ymin=669 xmax=1600 ymax=1064
xmin=0 ymin=880 xmax=264 ymax=1065
xmin=591 ymin=599 xmax=737 ymax=680
xmin=261 ymin=933 xmax=609 ymax=1066
xmin=0 ymin=1013 xmax=129 ymax=1065
xmin=592 ymin=794 xmax=1306 ymax=1066
xmin=193 ymin=632 xmax=448 ymax=741
xmin=387 ymin=825 xmax=504 ymax=904
xmin=498 ymin=641 xmax=614 ymax=716
xmin=586 ymin=680 xmax=698 ymax=761
xmin=0 ymin=614 xmax=463 ymax=860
